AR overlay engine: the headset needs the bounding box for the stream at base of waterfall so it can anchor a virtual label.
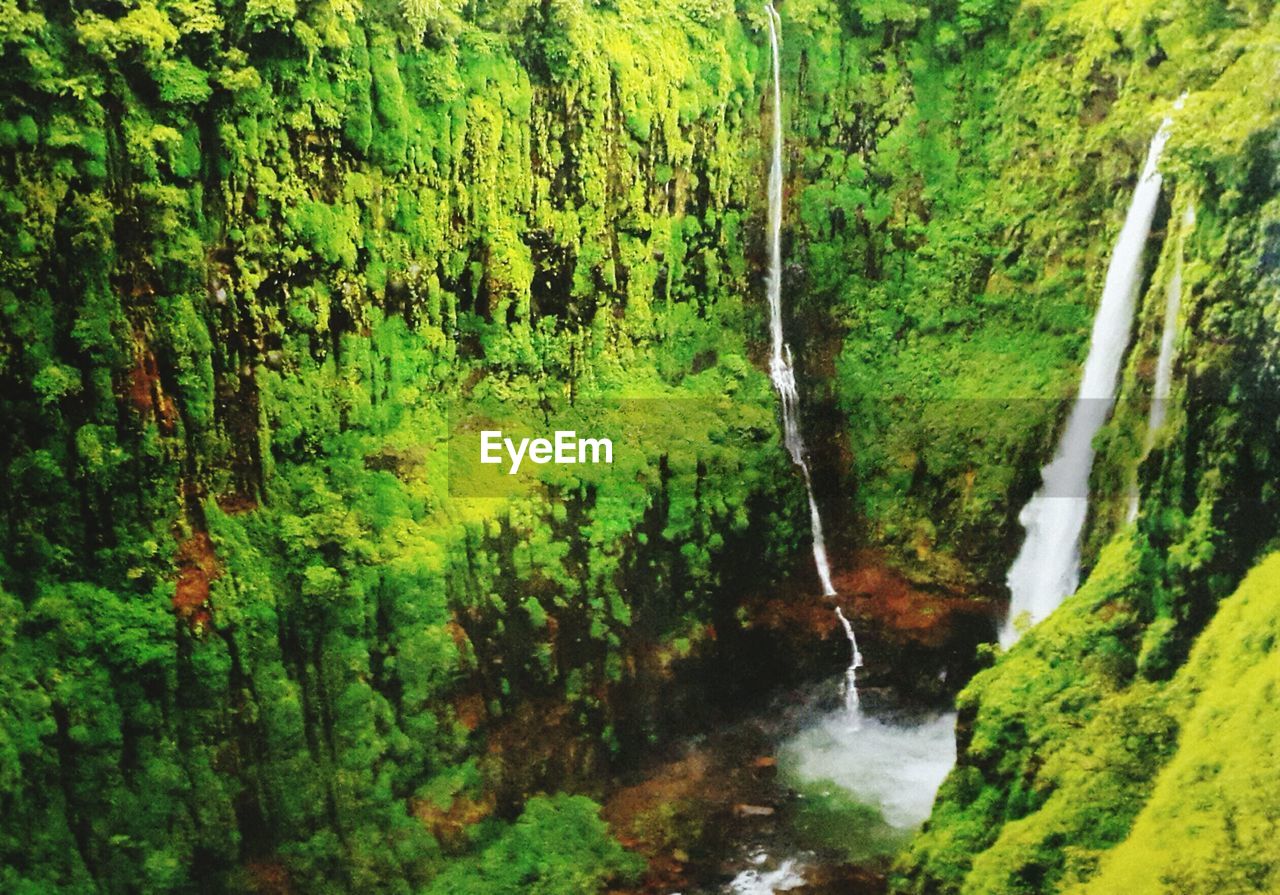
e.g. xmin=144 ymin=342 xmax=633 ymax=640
xmin=716 ymin=8 xmax=962 ymax=893
xmin=605 ymin=667 xmax=961 ymax=895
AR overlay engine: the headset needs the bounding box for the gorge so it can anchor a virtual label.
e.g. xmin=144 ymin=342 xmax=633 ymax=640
xmin=1 ymin=0 xmax=1279 ymax=894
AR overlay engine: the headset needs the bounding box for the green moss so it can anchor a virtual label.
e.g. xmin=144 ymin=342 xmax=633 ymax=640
xmin=424 ymin=794 xmax=643 ymax=894
xmin=1072 ymin=553 xmax=1280 ymax=894
xmin=781 ymin=0 xmax=1280 ymax=588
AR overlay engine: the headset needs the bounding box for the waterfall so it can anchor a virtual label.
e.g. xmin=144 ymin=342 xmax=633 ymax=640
xmin=1001 ymin=109 xmax=1178 ymax=647
xmin=765 ymin=5 xmax=861 ymax=715
xmin=1127 ymin=202 xmax=1195 ymax=521
xmin=834 ymin=606 xmax=863 ymax=714
xmin=764 ymin=3 xmax=837 ymax=599
xmin=1147 ymin=204 xmax=1195 ymax=436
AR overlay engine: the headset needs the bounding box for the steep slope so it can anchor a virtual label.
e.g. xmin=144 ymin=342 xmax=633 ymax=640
xmin=892 ymin=1 xmax=1280 ymax=885
xmin=1077 ymin=552 xmax=1280 ymax=895
xmin=0 ymin=3 xmax=815 ymax=891
xmin=774 ymin=0 xmax=1279 ymax=594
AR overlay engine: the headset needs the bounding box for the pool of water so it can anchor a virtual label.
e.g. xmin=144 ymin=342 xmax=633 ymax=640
xmin=718 ymin=692 xmax=956 ymax=893
xmin=607 ymin=672 xmax=960 ymax=895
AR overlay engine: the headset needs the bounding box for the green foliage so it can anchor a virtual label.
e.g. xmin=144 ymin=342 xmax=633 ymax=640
xmin=897 ymin=150 xmax=1280 ymax=892
xmin=0 ymin=0 xmax=805 ymax=890
xmin=899 ymin=550 xmax=1280 ymax=895
xmin=1074 ymin=554 xmax=1280 ymax=895
xmin=424 ymin=794 xmax=643 ymax=894
xmin=884 ymin=5 xmax=1280 ymax=879
xmin=790 ymin=780 xmax=911 ymax=863
xmin=780 ymin=0 xmax=1280 ymax=590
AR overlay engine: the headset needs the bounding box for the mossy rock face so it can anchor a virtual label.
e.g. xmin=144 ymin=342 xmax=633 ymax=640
xmin=772 ymin=0 xmax=1280 ymax=589
xmin=0 ymin=3 xmax=806 ymax=890
xmin=898 ymin=549 xmax=1280 ymax=895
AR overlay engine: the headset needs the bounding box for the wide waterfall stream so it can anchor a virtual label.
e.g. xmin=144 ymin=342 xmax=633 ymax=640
xmin=1001 ymin=104 xmax=1181 ymax=646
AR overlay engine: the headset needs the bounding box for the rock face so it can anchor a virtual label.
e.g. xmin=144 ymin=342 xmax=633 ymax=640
xmin=0 ymin=5 xmax=818 ymax=891
xmin=744 ymin=552 xmax=999 ymax=704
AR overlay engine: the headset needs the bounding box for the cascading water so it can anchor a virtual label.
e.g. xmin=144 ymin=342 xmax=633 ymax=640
xmin=763 ymin=3 xmax=837 ymax=601
xmin=729 ymin=857 xmax=805 ymax=895
xmin=764 ymin=1 xmax=859 ymax=708
xmin=1147 ymin=204 xmax=1195 ymax=436
xmin=834 ymin=607 xmax=863 ymax=713
xmin=725 ymin=16 xmax=962 ymax=893
xmin=1001 ymin=106 xmax=1180 ymax=647
xmin=1127 ymin=202 xmax=1195 ymax=521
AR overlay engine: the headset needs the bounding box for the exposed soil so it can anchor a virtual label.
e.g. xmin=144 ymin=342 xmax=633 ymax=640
xmin=215 ymin=492 xmax=259 ymax=515
xmin=745 ymin=550 xmax=999 ymax=704
xmin=174 ymin=530 xmax=219 ymax=630
xmin=127 ymin=341 xmax=179 ymax=434
xmin=834 ymin=550 xmax=996 ymax=650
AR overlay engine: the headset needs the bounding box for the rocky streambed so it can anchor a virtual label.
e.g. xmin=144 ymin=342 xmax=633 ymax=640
xmin=602 ymin=556 xmax=1000 ymax=894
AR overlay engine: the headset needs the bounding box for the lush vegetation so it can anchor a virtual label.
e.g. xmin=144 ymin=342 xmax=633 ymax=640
xmin=829 ymin=3 xmax=1280 ymax=891
xmin=2 ymin=0 xmax=1278 ymax=891
xmin=0 ymin=0 xmax=813 ymax=890
xmin=774 ymin=0 xmax=1280 ymax=589
xmin=1076 ymin=553 xmax=1280 ymax=895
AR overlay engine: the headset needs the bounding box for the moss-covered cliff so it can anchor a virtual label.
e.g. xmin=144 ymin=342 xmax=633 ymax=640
xmin=0 ymin=1 xmax=819 ymax=891
xmin=769 ymin=0 xmax=1277 ymax=594
xmin=873 ymin=0 xmax=1280 ymax=891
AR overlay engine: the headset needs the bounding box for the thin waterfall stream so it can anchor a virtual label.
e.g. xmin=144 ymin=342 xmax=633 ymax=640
xmin=1128 ymin=202 xmax=1196 ymax=521
xmin=1148 ymin=203 xmax=1195 ymax=437
xmin=763 ymin=2 xmax=860 ymax=714
xmin=833 ymin=606 xmax=863 ymax=714
xmin=715 ymin=11 xmax=960 ymax=893
xmin=763 ymin=2 xmax=838 ymax=602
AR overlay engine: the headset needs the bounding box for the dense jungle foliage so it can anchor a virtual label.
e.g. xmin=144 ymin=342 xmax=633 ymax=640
xmin=1 ymin=0 xmax=1278 ymax=891
xmin=0 ymin=0 xmax=810 ymax=890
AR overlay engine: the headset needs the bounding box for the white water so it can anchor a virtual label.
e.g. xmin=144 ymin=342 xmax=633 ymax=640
xmin=834 ymin=606 xmax=863 ymax=714
xmin=725 ymin=702 xmax=957 ymax=894
xmin=764 ymin=0 xmax=863 ymax=759
xmin=1147 ymin=204 xmax=1195 ymax=436
xmin=1127 ymin=202 xmax=1195 ymax=521
xmin=764 ymin=2 xmax=836 ymax=599
xmin=782 ymin=710 xmax=959 ymax=829
xmin=1001 ymin=109 xmax=1179 ymax=647
xmin=728 ymin=855 xmax=805 ymax=895
xmin=724 ymin=21 xmax=874 ymax=892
